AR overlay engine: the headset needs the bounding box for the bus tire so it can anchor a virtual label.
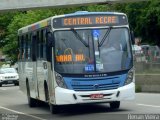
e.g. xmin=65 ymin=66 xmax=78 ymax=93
xmin=0 ymin=84 xmax=2 ymax=87
xmin=50 ymin=104 xmax=60 ymax=114
xmin=14 ymin=82 xmax=19 ymax=86
xmin=110 ymin=101 xmax=120 ymax=109
xmin=44 ymin=82 xmax=49 ymax=102
xmin=26 ymin=82 xmax=37 ymax=107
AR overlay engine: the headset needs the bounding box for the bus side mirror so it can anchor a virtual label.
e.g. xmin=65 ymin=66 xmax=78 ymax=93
xmin=46 ymin=32 xmax=54 ymax=47
xmin=131 ymin=31 xmax=135 ymax=44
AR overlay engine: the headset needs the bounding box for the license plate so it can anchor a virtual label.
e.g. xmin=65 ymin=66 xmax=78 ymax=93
xmin=90 ymin=94 xmax=104 ymax=99
xmin=8 ymin=81 xmax=13 ymax=83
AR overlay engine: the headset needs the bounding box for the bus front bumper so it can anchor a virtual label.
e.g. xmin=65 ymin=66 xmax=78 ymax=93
xmin=54 ymin=83 xmax=135 ymax=105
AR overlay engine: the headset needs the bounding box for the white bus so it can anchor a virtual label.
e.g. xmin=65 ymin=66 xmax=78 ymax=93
xmin=18 ymin=11 xmax=135 ymax=114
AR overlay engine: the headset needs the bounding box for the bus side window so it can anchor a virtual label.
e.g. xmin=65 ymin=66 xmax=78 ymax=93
xmin=43 ymin=29 xmax=48 ymax=60
xmin=37 ymin=31 xmax=40 ymax=59
xmin=23 ymin=35 xmax=29 ymax=61
xmin=46 ymin=29 xmax=52 ymax=61
xmin=40 ymin=29 xmax=47 ymax=59
xmin=18 ymin=36 xmax=21 ymax=60
xmin=25 ymin=34 xmax=28 ymax=60
xmin=20 ymin=35 xmax=25 ymax=61
xmin=39 ymin=30 xmax=43 ymax=59
xmin=36 ymin=30 xmax=47 ymax=60
xmin=25 ymin=34 xmax=31 ymax=60
xmin=31 ymin=33 xmax=37 ymax=61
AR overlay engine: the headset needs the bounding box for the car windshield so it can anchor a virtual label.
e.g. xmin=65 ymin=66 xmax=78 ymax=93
xmin=0 ymin=68 xmax=17 ymax=74
xmin=54 ymin=28 xmax=132 ymax=74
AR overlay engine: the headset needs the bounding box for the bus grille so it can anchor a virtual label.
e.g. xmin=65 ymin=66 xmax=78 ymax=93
xmin=70 ymin=77 xmax=120 ymax=91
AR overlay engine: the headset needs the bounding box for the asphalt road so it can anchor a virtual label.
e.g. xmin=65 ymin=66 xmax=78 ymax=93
xmin=0 ymin=85 xmax=160 ymax=120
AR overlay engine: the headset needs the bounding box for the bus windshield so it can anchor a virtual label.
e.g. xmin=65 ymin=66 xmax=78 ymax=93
xmin=54 ymin=27 xmax=132 ymax=74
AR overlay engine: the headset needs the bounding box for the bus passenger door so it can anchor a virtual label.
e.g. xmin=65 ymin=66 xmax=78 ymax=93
xmin=36 ymin=46 xmax=53 ymax=102
xmin=36 ymin=59 xmax=46 ymax=101
xmin=30 ymin=34 xmax=39 ymax=99
xmin=36 ymin=30 xmax=49 ymax=102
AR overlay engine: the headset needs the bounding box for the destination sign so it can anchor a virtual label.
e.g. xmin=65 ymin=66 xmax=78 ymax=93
xmin=56 ymin=54 xmax=85 ymax=63
xmin=53 ymin=14 xmax=128 ymax=28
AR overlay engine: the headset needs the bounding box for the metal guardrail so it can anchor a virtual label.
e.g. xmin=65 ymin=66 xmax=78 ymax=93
xmin=134 ymin=45 xmax=160 ymax=73
xmin=134 ymin=45 xmax=160 ymax=93
xmin=134 ymin=46 xmax=160 ymax=62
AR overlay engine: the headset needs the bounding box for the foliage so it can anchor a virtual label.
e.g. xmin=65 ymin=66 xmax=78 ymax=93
xmin=0 ymin=12 xmax=17 ymax=47
xmin=136 ymin=85 xmax=142 ymax=93
xmin=113 ymin=0 xmax=160 ymax=45
xmin=2 ymin=10 xmax=54 ymax=63
xmin=0 ymin=62 xmax=5 ymax=67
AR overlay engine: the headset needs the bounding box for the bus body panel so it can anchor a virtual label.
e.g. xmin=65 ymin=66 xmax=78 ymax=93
xmin=54 ymin=82 xmax=135 ymax=105
xmin=19 ymin=61 xmax=36 ymax=98
xmin=19 ymin=60 xmax=55 ymax=102
xmin=36 ymin=60 xmax=47 ymax=101
xmin=63 ymin=73 xmax=127 ymax=91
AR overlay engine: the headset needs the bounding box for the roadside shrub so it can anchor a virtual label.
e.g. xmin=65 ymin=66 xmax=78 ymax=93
xmin=136 ymin=85 xmax=142 ymax=93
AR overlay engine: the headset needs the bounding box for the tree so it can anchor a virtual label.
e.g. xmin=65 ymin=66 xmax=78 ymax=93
xmin=113 ymin=0 xmax=160 ymax=46
xmin=2 ymin=10 xmax=54 ymax=63
xmin=0 ymin=12 xmax=17 ymax=47
xmin=136 ymin=0 xmax=160 ymax=46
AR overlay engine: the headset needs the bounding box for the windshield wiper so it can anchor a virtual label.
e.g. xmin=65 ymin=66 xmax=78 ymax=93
xmin=98 ymin=27 xmax=112 ymax=47
xmin=71 ymin=28 xmax=89 ymax=47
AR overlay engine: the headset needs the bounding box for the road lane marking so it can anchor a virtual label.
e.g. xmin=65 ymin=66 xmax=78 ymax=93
xmin=137 ymin=103 xmax=160 ymax=108
xmin=136 ymin=74 xmax=160 ymax=76
xmin=0 ymin=106 xmax=47 ymax=120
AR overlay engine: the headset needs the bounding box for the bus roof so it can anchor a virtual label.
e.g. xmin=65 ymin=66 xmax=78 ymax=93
xmin=18 ymin=17 xmax=52 ymax=35
xmin=64 ymin=11 xmax=126 ymax=16
xmin=18 ymin=11 xmax=127 ymax=35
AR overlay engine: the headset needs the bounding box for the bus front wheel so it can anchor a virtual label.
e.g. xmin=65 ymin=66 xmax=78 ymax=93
xmin=110 ymin=101 xmax=120 ymax=109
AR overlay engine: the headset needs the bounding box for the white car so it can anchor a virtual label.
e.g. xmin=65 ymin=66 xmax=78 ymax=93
xmin=0 ymin=68 xmax=19 ymax=87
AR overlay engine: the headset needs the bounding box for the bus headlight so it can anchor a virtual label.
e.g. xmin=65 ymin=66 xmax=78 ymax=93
xmin=55 ymin=72 xmax=67 ymax=89
xmin=125 ymin=68 xmax=134 ymax=85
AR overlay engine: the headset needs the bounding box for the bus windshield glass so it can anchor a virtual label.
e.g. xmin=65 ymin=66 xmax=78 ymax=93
xmin=54 ymin=28 xmax=132 ymax=74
